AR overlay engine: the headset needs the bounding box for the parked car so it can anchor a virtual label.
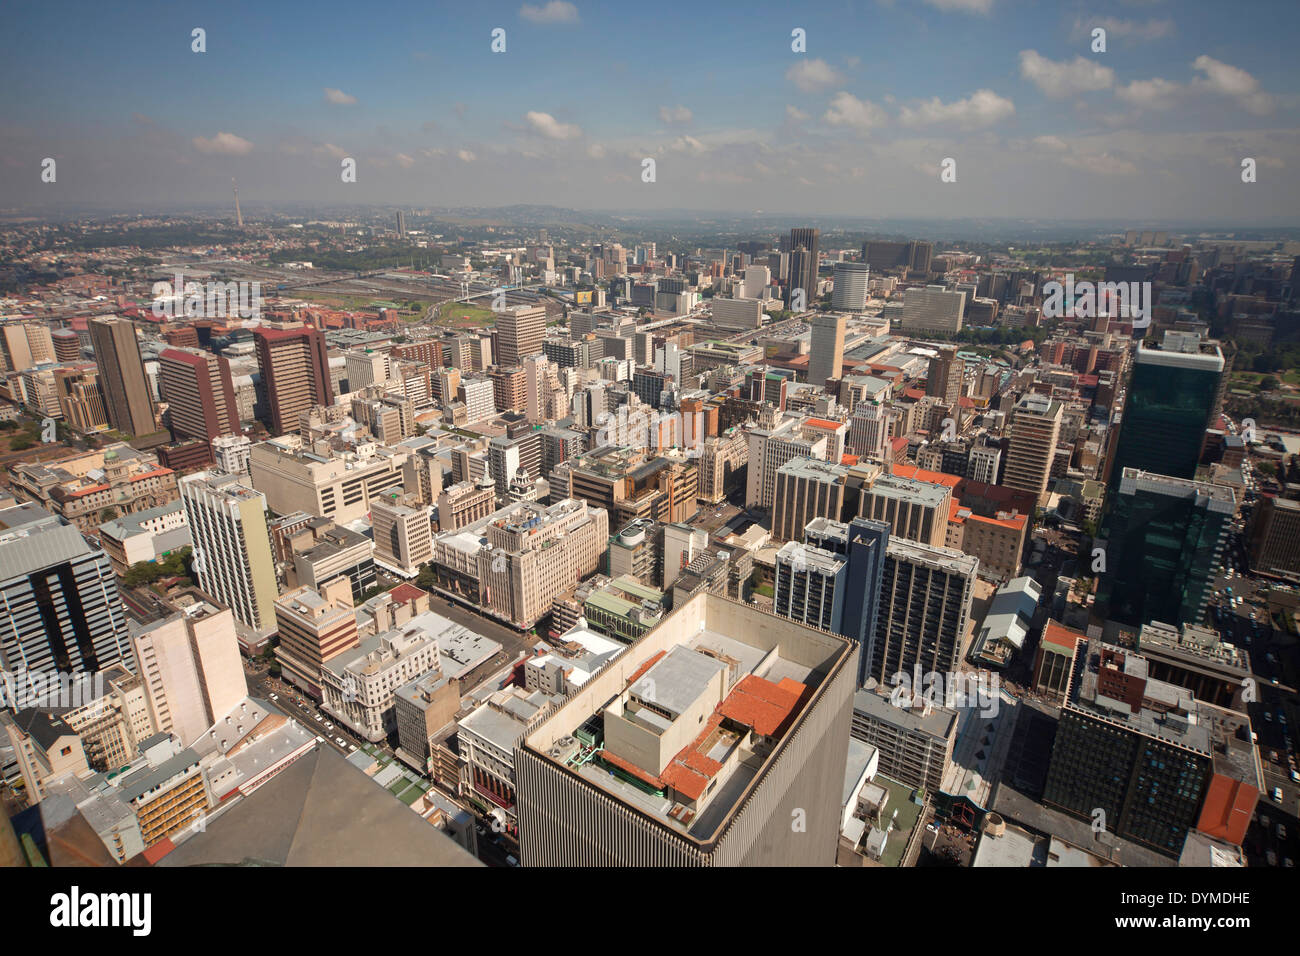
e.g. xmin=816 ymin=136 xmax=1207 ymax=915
xmin=1273 ymin=787 xmax=1284 ymax=803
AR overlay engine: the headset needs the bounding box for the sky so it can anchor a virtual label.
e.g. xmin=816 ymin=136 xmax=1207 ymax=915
xmin=2 ymin=0 xmax=1299 ymax=223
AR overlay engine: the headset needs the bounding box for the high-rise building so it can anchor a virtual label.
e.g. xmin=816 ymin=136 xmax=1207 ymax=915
xmin=900 ymin=286 xmax=965 ymax=334
xmin=831 ymin=261 xmax=870 ymax=311
xmin=926 ymin=347 xmax=964 ymax=407
xmin=130 ymin=600 xmax=247 ymax=748
xmin=371 ymin=493 xmax=434 ymax=577
xmin=395 ymin=210 xmax=407 ymax=238
xmin=1098 ymin=468 xmax=1234 ymax=628
xmin=772 ymin=457 xmax=847 ymax=542
xmin=253 ymin=326 xmax=333 ymax=435
xmin=274 ymin=577 xmax=360 ymax=699
xmin=866 ymin=537 xmax=977 ymax=687
xmin=1042 ymin=636 xmax=1259 ymax=857
xmin=513 ymin=588 xmax=856 ymax=866
xmin=808 ymin=312 xmax=847 ymax=386
xmin=0 ymin=503 xmax=133 ymax=676
xmin=1250 ymin=496 xmax=1300 ymax=580
xmin=158 ymin=348 xmax=240 ymax=447
xmin=179 ymin=471 xmax=279 ymax=635
xmin=0 ymin=322 xmax=55 ymax=372
xmin=497 ymin=305 xmax=547 ymax=367
xmin=774 ymin=540 xmax=845 ymax=632
xmin=858 ymin=472 xmax=952 ymax=548
xmin=1003 ymin=393 xmax=1062 ymax=501
xmin=1108 ymin=332 xmax=1224 ymax=485
xmin=89 ymin=317 xmax=156 ymax=437
xmin=787 ymin=227 xmax=820 ymax=307
xmin=862 ymin=240 xmax=932 ymax=275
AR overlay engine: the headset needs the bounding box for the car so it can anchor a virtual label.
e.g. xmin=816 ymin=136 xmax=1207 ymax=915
xmin=1291 ymin=771 xmax=1299 ymax=783
xmin=349 ymin=744 xmax=357 ymax=752
xmin=313 ymin=713 xmax=323 ymax=722
xmin=1273 ymin=787 xmax=1284 ymax=803
xmin=505 ymin=854 xmax=519 ymax=867
xmin=325 ymin=723 xmax=334 ymax=731
xmin=1266 ymin=711 xmax=1274 ymax=722
xmin=335 ymin=737 xmax=346 ymax=746
xmin=269 ymin=693 xmax=278 ymax=701
xmin=1278 ymin=824 xmax=1288 ymax=841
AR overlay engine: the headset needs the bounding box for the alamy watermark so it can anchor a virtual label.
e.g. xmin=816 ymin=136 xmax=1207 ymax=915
xmin=594 ymin=406 xmax=707 ymax=457
xmin=0 ymin=668 xmax=105 ymax=709
xmin=151 ymin=274 xmax=262 ymax=320
xmin=1042 ymin=273 xmax=1151 ymax=330
xmin=889 ymin=666 xmax=1000 ymax=718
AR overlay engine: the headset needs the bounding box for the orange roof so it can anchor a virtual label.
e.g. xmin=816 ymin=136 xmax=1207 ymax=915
xmin=717 ymin=674 xmax=806 ymax=737
xmin=892 ymin=463 xmax=961 ymax=489
xmin=1041 ymin=620 xmax=1085 ymax=653
xmin=1196 ymin=774 xmax=1257 ymax=845
xmin=141 ymin=837 xmax=175 ymax=865
xmin=841 ymin=453 xmax=860 ymax=466
xmin=389 ymin=583 xmax=428 ymax=606
xmin=804 ymin=418 xmax=842 ymax=431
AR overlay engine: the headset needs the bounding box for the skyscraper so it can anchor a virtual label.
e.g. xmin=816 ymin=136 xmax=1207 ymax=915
xmin=899 ymin=285 xmax=965 ymax=334
xmin=254 ymin=326 xmax=332 ymax=435
xmin=1003 ymin=393 xmax=1063 ymax=502
xmin=158 ymin=348 xmax=240 ymax=446
xmin=1097 ymin=468 xmax=1234 ymax=628
xmin=513 ymin=588 xmax=856 ymax=866
xmin=831 ymin=261 xmax=870 ymax=311
xmin=497 ymin=305 xmax=547 ymax=367
xmin=395 ymin=210 xmax=407 ymax=238
xmin=808 ymin=312 xmax=846 ymax=386
xmin=179 ymin=471 xmax=279 ymax=634
xmin=0 ymin=503 xmax=132 ymax=676
xmin=1108 ymin=331 xmax=1224 ymax=485
xmin=867 ymin=537 xmax=977 ymax=687
xmin=926 ymin=347 xmax=964 ymax=407
xmin=788 ymin=226 xmax=820 ymax=307
xmin=90 ymin=317 xmax=156 ymax=437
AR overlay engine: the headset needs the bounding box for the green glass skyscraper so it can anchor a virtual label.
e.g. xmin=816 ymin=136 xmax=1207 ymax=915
xmin=1098 ymin=468 xmax=1235 ymax=628
xmin=1108 ymin=331 xmax=1224 ymax=486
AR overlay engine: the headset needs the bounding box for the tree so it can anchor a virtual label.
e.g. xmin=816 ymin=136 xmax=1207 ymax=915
xmin=1261 ymin=376 xmax=1281 ymax=391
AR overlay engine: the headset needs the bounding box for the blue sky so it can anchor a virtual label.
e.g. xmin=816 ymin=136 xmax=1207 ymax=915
xmin=2 ymin=0 xmax=1298 ymax=221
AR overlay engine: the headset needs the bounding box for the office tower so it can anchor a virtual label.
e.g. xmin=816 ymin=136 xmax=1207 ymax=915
xmin=523 ymin=353 xmax=553 ymax=423
xmin=866 ymin=538 xmax=977 ymax=686
xmin=274 ymin=578 xmax=360 ymax=699
xmin=513 ymin=588 xmax=856 ymax=866
xmin=1003 ymin=393 xmax=1062 ymax=501
xmin=772 ymin=457 xmax=847 ymax=542
xmin=846 ymin=402 xmax=891 ymax=459
xmin=396 ymin=210 xmax=407 ymax=238
xmin=51 ymin=328 xmax=82 ymax=363
xmin=745 ymin=417 xmax=827 ymax=511
xmin=179 ymin=471 xmax=279 ymax=634
xmin=859 ymin=473 xmax=952 ymax=548
xmin=158 ymin=348 xmax=239 ymax=446
xmin=211 ymin=434 xmax=252 ymax=476
xmin=1250 ymin=496 xmax=1300 ymax=579
xmin=831 ymin=261 xmax=870 ymax=311
xmin=710 ymin=297 xmax=764 ymax=330
xmin=253 ymin=326 xmax=332 ymax=435
xmin=788 ymin=227 xmax=820 ymax=305
xmin=371 ymin=494 xmax=434 ymax=577
xmin=967 ymin=444 xmax=1001 ymax=485
xmin=742 ymin=264 xmax=771 ymax=299
xmin=926 ymin=347 xmax=964 ymax=406
xmin=488 ymin=436 xmax=522 ymax=497
xmin=497 ymin=305 xmax=547 ymax=367
xmin=1098 ymin=468 xmax=1234 ymax=628
xmin=842 ymin=518 xmax=889 ymax=685
xmin=0 ymin=503 xmax=132 ymax=676
xmin=345 ymin=349 xmax=391 ymax=391
xmin=436 ymin=480 xmax=495 ymax=532
xmin=774 ymin=540 xmax=846 ymax=632
xmin=862 ymin=240 xmax=932 ymax=275
xmin=808 ymin=312 xmax=847 ymax=386
xmin=900 ymin=285 xmax=965 ymax=334
xmin=0 ymin=322 xmax=55 ymax=372
xmin=89 ymin=317 xmax=156 ymax=437
xmin=131 ymin=600 xmax=247 ymax=747
xmin=1109 ymin=332 xmax=1224 ymax=485
xmin=459 ymin=377 xmax=496 ymax=423
xmin=489 ymin=366 xmax=528 ymax=413
xmin=1042 ymin=636 xmax=1258 ymax=857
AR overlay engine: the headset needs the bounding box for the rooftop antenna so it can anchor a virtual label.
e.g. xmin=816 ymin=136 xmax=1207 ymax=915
xmin=232 ymin=178 xmax=243 ymax=228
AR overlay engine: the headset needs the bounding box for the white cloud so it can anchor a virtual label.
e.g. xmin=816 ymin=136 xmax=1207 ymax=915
xmin=520 ymin=1 xmax=579 ymax=24
xmin=1061 ymin=152 xmax=1139 ymax=176
xmin=525 ymin=110 xmax=582 ymax=140
xmin=1019 ymin=50 xmax=1114 ymax=97
xmin=922 ymin=0 xmax=994 ymax=13
xmin=323 ymin=88 xmax=357 ymax=106
xmin=1192 ymin=56 xmax=1274 ymax=115
xmin=786 ymin=58 xmax=843 ymax=93
xmin=823 ymin=92 xmax=887 ymax=131
xmin=668 ymin=135 xmax=706 ymax=154
xmin=898 ymin=89 xmax=1015 ymax=128
xmin=1071 ymin=17 xmax=1174 ymax=42
xmin=1032 ymin=135 xmax=1067 ymax=151
xmin=395 ymin=153 xmax=415 ymax=168
xmin=192 ymin=132 xmax=253 ymax=155
xmin=315 ymin=143 xmax=348 ymax=160
xmin=786 ymin=105 xmax=809 ymax=122
xmin=658 ymin=104 xmax=693 ymax=125
xmin=1116 ymin=77 xmax=1182 ymax=110
xmin=586 ymin=143 xmax=606 ymax=159
xmin=457 ymin=149 xmax=476 ymax=163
